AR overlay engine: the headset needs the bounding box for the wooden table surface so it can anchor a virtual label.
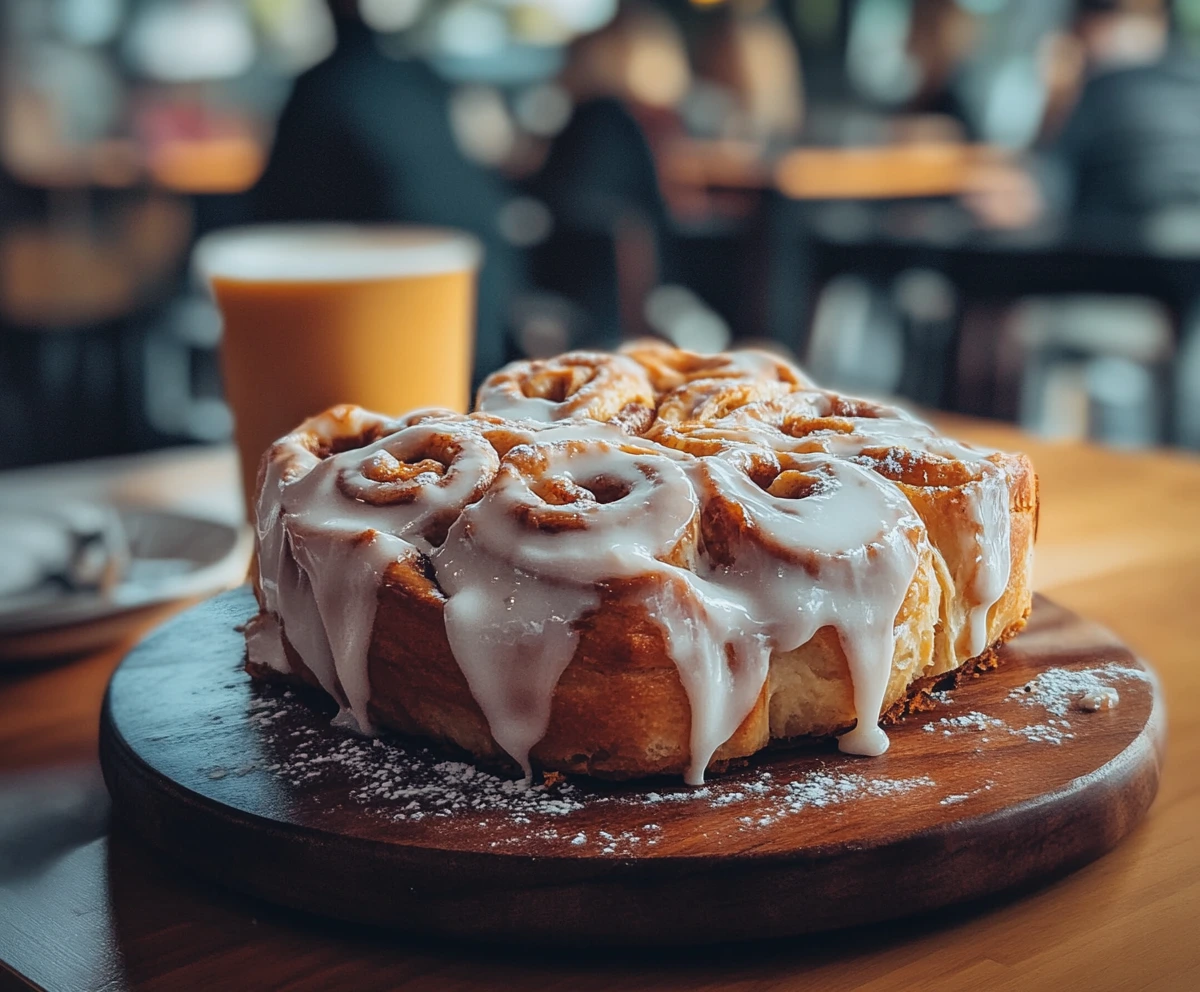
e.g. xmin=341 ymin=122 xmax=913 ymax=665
xmin=2 ymin=423 xmax=1198 ymax=992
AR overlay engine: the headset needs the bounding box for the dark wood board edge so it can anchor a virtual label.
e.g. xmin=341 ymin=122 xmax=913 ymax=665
xmin=0 ymin=958 xmax=46 ymax=992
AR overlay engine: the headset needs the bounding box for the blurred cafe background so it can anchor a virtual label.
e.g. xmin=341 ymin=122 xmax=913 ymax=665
xmin=6 ymin=0 xmax=1200 ymax=472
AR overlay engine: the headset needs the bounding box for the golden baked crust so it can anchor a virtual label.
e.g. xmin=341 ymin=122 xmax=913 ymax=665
xmin=247 ymin=346 xmax=1037 ymax=781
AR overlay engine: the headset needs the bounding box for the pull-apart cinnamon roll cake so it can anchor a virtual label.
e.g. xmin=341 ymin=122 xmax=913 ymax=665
xmin=246 ymin=345 xmax=1037 ymax=783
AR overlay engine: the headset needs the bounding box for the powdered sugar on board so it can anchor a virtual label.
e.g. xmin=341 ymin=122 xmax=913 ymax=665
xmin=918 ymin=664 xmax=1150 ymax=748
xmin=233 ymin=658 xmax=1152 ymax=856
xmin=240 ymin=688 xmax=939 ymax=855
xmin=921 ymin=710 xmax=1077 ymax=746
xmin=1007 ymin=663 xmax=1150 ymax=716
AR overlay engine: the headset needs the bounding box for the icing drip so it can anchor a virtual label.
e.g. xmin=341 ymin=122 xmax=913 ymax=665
xmin=652 ymin=395 xmax=1014 ymax=665
xmin=288 ymin=526 xmax=409 ymax=733
xmin=693 ymin=452 xmax=924 ymax=759
xmin=251 ymin=406 xmax=391 ymax=702
xmin=244 ymin=611 xmax=290 ymax=675
xmin=254 ymin=416 xmax=500 ymax=732
xmin=432 ymin=435 xmax=698 ymax=777
xmin=960 ymin=471 xmax=1012 ymax=657
xmin=640 ymin=575 xmax=765 ymax=783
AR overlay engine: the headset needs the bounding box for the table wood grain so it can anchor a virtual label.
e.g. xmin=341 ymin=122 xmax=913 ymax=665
xmin=2 ymin=423 xmax=1199 ymax=991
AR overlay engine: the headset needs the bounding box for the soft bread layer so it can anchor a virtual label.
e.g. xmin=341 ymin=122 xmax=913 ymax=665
xmin=901 ymin=450 xmax=1037 ymax=677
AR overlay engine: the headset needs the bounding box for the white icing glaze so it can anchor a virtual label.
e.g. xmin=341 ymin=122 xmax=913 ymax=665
xmin=668 ymin=395 xmax=1014 ymax=663
xmin=432 ymin=434 xmax=698 ymax=776
xmin=475 ymin=352 xmax=653 ymax=424
xmin=693 ymin=452 xmax=924 ymax=758
xmin=287 ymin=525 xmax=408 ymax=733
xmin=244 ymin=611 xmax=291 ymax=675
xmin=959 ymin=471 xmax=1012 ymax=657
xmin=249 ymin=369 xmax=1021 ymax=785
xmin=252 ymin=408 xmax=392 ymax=712
xmin=838 ymin=423 xmax=1012 ymax=661
xmin=474 ymin=391 xmax=561 ymax=422
xmin=433 ymin=433 xmax=924 ymax=780
xmin=255 ymin=414 xmax=500 ymax=732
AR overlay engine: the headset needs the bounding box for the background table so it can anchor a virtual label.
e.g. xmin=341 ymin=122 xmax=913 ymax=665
xmin=2 ymin=422 xmax=1198 ymax=992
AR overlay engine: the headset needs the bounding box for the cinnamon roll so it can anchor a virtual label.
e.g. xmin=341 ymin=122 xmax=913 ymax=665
xmin=692 ymin=447 xmax=938 ymax=754
xmin=664 ymin=391 xmax=1036 ymax=671
xmin=432 ymin=434 xmax=701 ymax=776
xmin=619 ymin=338 xmax=811 ymax=394
xmin=654 ymin=377 xmax=797 ymax=426
xmin=244 ymin=345 xmax=1036 ymax=783
xmin=767 ymin=397 xmax=1032 ymax=669
xmin=475 ymin=351 xmax=656 ymax=433
xmin=249 ymin=411 xmax=501 ymax=733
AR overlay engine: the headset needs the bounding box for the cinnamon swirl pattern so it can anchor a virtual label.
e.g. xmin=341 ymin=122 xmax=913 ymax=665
xmin=248 ymin=346 xmax=1037 ymax=783
xmin=619 ymin=338 xmax=812 ymax=393
xmin=436 ymin=437 xmax=699 ymax=776
xmin=251 ymin=413 xmax=501 ymax=733
xmin=475 ymin=351 xmax=656 ymax=433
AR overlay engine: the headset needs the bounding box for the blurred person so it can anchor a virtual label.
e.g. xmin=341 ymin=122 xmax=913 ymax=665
xmin=558 ymin=0 xmax=690 ymax=154
xmin=961 ymin=155 xmax=1047 ymax=231
xmin=1052 ymin=0 xmax=1200 ymax=220
xmin=905 ymin=0 xmax=981 ymax=141
xmin=692 ymin=3 xmax=804 ymax=147
xmin=967 ymin=0 xmax=1200 ymax=230
xmin=1036 ymin=29 xmax=1090 ymax=141
xmin=528 ymin=1 xmax=689 ymax=345
xmin=251 ymin=0 xmax=524 ymax=380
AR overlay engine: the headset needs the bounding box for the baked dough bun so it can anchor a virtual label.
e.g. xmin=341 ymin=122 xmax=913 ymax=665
xmin=246 ymin=345 xmax=1036 ymax=782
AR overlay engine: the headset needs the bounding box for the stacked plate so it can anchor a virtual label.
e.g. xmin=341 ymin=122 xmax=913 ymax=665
xmin=0 ymin=503 xmax=251 ymax=661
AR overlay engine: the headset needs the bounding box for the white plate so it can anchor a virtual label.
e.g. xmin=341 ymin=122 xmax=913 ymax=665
xmin=0 ymin=507 xmax=251 ymax=661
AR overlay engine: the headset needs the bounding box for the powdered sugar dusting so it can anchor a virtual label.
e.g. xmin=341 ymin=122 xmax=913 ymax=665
xmin=939 ymin=780 xmax=995 ymax=806
xmin=1007 ymin=664 xmax=1148 ymax=717
xmin=755 ymin=769 xmax=937 ymax=826
xmin=917 ymin=663 xmax=1148 ymax=747
xmin=1009 ymin=721 xmax=1075 ymax=745
xmin=923 ymin=711 xmax=1006 ymax=734
xmin=922 ymin=709 xmax=1079 ymax=745
xmin=240 ymin=689 xmax=942 ymax=853
xmin=231 ymin=658 xmax=1150 ymax=855
xmin=254 ymin=699 xmax=588 ymax=821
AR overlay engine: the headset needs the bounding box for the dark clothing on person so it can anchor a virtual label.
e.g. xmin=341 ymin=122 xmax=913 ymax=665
xmin=535 ymin=97 xmax=670 ymax=241
xmin=917 ymin=79 xmax=979 ymax=142
xmin=528 ymin=96 xmax=673 ymax=346
xmin=253 ymin=19 xmax=523 ymax=379
xmin=1056 ymin=52 xmax=1200 ymax=219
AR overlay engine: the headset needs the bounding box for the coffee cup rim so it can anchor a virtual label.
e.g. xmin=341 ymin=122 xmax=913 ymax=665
xmin=194 ymin=224 xmax=483 ymax=283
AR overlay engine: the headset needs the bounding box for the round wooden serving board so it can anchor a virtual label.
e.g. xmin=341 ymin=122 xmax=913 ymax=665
xmin=100 ymin=587 xmax=1164 ymax=945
